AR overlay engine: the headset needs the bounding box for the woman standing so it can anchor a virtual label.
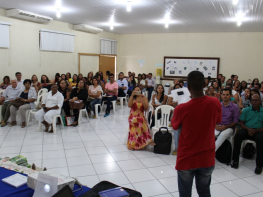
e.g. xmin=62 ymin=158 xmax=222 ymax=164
xmin=58 ymin=79 xmax=71 ymax=116
xmin=31 ymin=75 xmax=40 ymax=92
xmin=86 ymin=77 xmax=103 ymax=118
xmin=70 ymin=79 xmax=88 ymax=126
xmin=9 ymin=79 xmax=37 ymax=128
xmin=127 ymin=86 xmax=155 ymax=150
xmin=127 ymin=75 xmax=136 ymax=97
xmin=0 ymin=76 xmax=11 ymax=89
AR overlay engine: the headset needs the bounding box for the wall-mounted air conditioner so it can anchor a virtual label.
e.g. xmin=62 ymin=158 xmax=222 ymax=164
xmin=6 ymin=9 xmax=53 ymax=23
xmin=73 ymin=24 xmax=103 ymax=34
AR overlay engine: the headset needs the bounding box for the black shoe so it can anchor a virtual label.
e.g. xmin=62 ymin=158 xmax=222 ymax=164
xmin=255 ymin=167 xmax=262 ymax=175
xmin=231 ymin=161 xmax=239 ymax=169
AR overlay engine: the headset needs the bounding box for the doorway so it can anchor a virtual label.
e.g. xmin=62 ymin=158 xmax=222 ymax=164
xmin=99 ymin=55 xmax=116 ymax=80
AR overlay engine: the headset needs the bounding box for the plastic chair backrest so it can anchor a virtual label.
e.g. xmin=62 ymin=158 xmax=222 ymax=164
xmin=38 ymin=88 xmax=48 ymax=97
xmin=154 ymin=105 xmax=174 ymax=128
xmin=34 ymin=94 xmax=44 ymax=107
xmin=144 ymin=103 xmax=153 ymax=127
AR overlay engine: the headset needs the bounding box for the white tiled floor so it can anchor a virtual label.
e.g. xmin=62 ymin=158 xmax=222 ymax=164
xmin=1 ymin=105 xmax=263 ymax=197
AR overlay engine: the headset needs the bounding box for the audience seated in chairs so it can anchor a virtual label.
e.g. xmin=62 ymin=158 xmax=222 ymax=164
xmin=146 ymin=73 xmax=155 ymax=101
xmin=0 ymin=76 xmax=11 ymax=90
xmin=86 ymin=76 xmax=103 ymax=118
xmin=9 ymin=79 xmax=37 ymax=128
xmin=58 ymin=79 xmax=71 ymax=116
xmin=127 ymin=75 xmax=136 ymax=98
xmin=31 ymin=75 xmax=40 ymax=92
xmin=69 ymin=79 xmax=88 ymax=126
xmin=0 ymin=79 xmax=22 ymax=127
xmin=35 ymin=83 xmax=63 ymax=133
xmin=215 ymin=88 xmax=239 ymax=151
xmin=127 ymin=86 xmax=155 ymax=150
xmin=117 ymin=72 xmax=128 ymax=97
xmin=232 ymin=94 xmax=263 ymax=175
xmin=150 ymin=84 xmax=168 ymax=128
xmin=102 ymin=73 xmax=118 ymax=117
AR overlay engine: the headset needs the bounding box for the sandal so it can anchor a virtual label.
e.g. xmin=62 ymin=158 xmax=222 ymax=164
xmin=72 ymin=122 xmax=78 ymax=127
xmin=21 ymin=122 xmax=26 ymax=128
xmin=9 ymin=121 xmax=17 ymax=127
xmin=49 ymin=125 xmax=54 ymax=133
xmin=44 ymin=124 xmax=50 ymax=132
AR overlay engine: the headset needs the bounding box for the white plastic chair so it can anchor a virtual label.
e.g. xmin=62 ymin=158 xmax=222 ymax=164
xmin=151 ymin=105 xmax=175 ymax=154
xmin=78 ymin=108 xmax=89 ymax=126
xmin=101 ymin=97 xmax=117 ymax=114
xmin=38 ymin=88 xmax=48 ymax=97
xmin=94 ymin=104 xmax=102 ymax=119
xmin=117 ymin=96 xmax=127 ymax=110
xmin=27 ymin=95 xmax=44 ymax=127
xmin=39 ymin=114 xmax=64 ymax=134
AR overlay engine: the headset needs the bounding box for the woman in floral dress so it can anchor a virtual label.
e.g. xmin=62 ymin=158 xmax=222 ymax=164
xmin=127 ymin=86 xmax=155 ymax=150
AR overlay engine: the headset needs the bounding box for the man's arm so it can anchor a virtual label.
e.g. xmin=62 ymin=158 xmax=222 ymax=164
xmin=171 ymin=107 xmax=182 ymax=130
xmin=0 ymin=96 xmax=5 ymax=104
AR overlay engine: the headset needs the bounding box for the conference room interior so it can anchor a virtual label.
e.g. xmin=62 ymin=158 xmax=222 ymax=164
xmin=1 ymin=0 xmax=263 ymax=196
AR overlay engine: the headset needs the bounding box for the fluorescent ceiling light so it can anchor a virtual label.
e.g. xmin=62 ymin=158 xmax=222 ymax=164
xmin=237 ymin=21 xmax=242 ymax=26
xmin=127 ymin=0 xmax=132 ymax=12
xmin=110 ymin=15 xmax=114 ymax=30
xmin=56 ymin=10 xmax=61 ymax=18
xmin=233 ymin=0 xmax=238 ymax=5
xmin=164 ymin=12 xmax=170 ymax=28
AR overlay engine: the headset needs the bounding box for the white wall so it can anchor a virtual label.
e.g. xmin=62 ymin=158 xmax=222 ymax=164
xmin=0 ymin=9 xmax=117 ymax=82
xmin=117 ymin=32 xmax=263 ymax=85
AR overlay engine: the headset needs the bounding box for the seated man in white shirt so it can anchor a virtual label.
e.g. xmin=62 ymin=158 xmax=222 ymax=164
xmin=0 ymin=79 xmax=21 ymax=127
xmin=15 ymin=72 xmax=24 ymax=90
xmin=35 ymin=84 xmax=64 ymax=133
xmin=117 ymin=72 xmax=128 ymax=97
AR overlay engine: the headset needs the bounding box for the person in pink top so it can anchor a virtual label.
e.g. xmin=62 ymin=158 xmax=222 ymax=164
xmin=102 ymin=73 xmax=118 ymax=117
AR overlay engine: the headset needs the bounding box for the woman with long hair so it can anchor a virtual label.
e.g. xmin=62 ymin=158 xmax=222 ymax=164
xmin=127 ymin=86 xmax=155 ymax=150
xmin=58 ymin=79 xmax=71 ymax=116
xmin=40 ymin=75 xmax=52 ymax=88
xmin=66 ymin=72 xmax=72 ymax=83
xmin=140 ymin=73 xmax=148 ymax=92
xmin=239 ymin=88 xmax=251 ymax=110
xmin=168 ymin=79 xmax=180 ymax=95
xmin=70 ymin=79 xmax=88 ymax=126
xmin=226 ymin=79 xmax=232 ymax=86
xmin=127 ymin=75 xmax=137 ymax=97
xmin=87 ymin=72 xmax=93 ymax=86
xmin=206 ymin=86 xmax=220 ymax=100
xmin=70 ymin=74 xmax=78 ymax=88
xmin=150 ymin=84 xmax=168 ymax=128
xmin=31 ymin=75 xmax=40 ymax=92
xmin=249 ymin=78 xmax=259 ymax=89
xmin=240 ymin=80 xmax=247 ymax=95
xmin=0 ymin=76 xmax=11 ymax=89
xmin=61 ymin=74 xmax=66 ymax=80
xmin=97 ymin=71 xmax=105 ymax=83
xmin=78 ymin=73 xmax=83 ymax=81
xmin=96 ymin=74 xmax=105 ymax=91
xmin=212 ymin=81 xmax=221 ymax=93
xmin=233 ymin=80 xmax=240 ymax=93
xmin=54 ymin=73 xmax=60 ymax=83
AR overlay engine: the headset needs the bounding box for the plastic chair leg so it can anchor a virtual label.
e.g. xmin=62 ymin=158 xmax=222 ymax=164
xmin=52 ymin=117 xmax=57 ymax=135
xmin=120 ymin=98 xmax=124 ymax=110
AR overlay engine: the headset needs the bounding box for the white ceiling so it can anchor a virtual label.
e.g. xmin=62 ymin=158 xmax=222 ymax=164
xmin=0 ymin=0 xmax=263 ymax=34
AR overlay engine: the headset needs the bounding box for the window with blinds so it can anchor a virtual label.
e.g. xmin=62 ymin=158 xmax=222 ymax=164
xmin=0 ymin=21 xmax=11 ymax=48
xmin=40 ymin=29 xmax=75 ymax=52
xmin=100 ymin=38 xmax=117 ymax=55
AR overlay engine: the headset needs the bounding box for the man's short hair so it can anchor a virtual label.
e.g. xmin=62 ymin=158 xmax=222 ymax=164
xmin=119 ymin=72 xmax=124 ymax=75
xmin=187 ymin=71 xmax=204 ymax=91
xmin=221 ymin=88 xmax=231 ymax=95
xmin=251 ymin=89 xmax=261 ymax=98
xmin=11 ymin=79 xmax=17 ymax=82
xmin=219 ymin=74 xmax=222 ymax=76
xmin=109 ymin=73 xmax=114 ymax=77
xmin=128 ymin=71 xmax=131 ymax=73
xmin=15 ymin=72 xmax=21 ymax=76
xmin=254 ymin=83 xmax=261 ymax=89
xmin=226 ymin=83 xmax=232 ymax=88
xmin=148 ymin=73 xmax=152 ymax=76
xmin=23 ymin=79 xmax=31 ymax=85
xmin=231 ymin=74 xmax=235 ymax=78
xmin=222 ymin=76 xmax=225 ymax=78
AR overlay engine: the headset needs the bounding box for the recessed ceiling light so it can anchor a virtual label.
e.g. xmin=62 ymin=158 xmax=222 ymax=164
xmin=56 ymin=10 xmax=61 ymax=18
xmin=110 ymin=15 xmax=114 ymax=30
xmin=127 ymin=0 xmax=132 ymax=12
xmin=233 ymin=0 xmax=238 ymax=5
xmin=237 ymin=21 xmax=242 ymax=26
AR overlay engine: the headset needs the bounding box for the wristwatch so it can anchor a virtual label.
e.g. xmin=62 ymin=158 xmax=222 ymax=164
xmin=25 ymin=99 xmax=27 ymax=102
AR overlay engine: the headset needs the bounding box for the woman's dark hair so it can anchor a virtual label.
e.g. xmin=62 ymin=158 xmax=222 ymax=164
xmin=138 ymin=74 xmax=142 ymax=80
xmin=226 ymin=79 xmax=232 ymax=84
xmin=87 ymin=72 xmax=93 ymax=79
xmin=96 ymin=74 xmax=102 ymax=81
xmin=41 ymin=75 xmax=50 ymax=83
xmin=66 ymin=72 xmax=71 ymax=79
xmin=78 ymin=73 xmax=83 ymax=80
xmin=212 ymin=81 xmax=220 ymax=91
xmin=132 ymin=86 xmax=142 ymax=99
xmin=142 ymin=73 xmax=146 ymax=79
xmin=174 ymin=84 xmax=181 ymax=89
xmin=240 ymin=80 xmax=247 ymax=90
xmin=76 ymin=79 xmax=87 ymax=89
xmin=179 ymin=80 xmax=184 ymax=85
xmin=217 ymin=78 xmax=222 ymax=89
xmin=156 ymin=84 xmax=165 ymax=103
xmin=97 ymin=71 xmax=104 ymax=80
xmin=251 ymin=78 xmax=259 ymax=87
xmin=31 ymin=75 xmax=38 ymax=82
xmin=54 ymin=73 xmax=60 ymax=83
xmin=106 ymin=71 xmax=110 ymax=75
xmin=61 ymin=74 xmax=66 ymax=80
xmin=72 ymin=74 xmax=78 ymax=83
xmin=92 ymin=76 xmax=98 ymax=84
xmin=130 ymin=75 xmax=136 ymax=87
xmin=251 ymin=88 xmax=261 ymax=98
xmin=244 ymin=88 xmax=252 ymax=101
xmin=3 ymin=76 xmax=10 ymax=84
xmin=58 ymin=79 xmax=68 ymax=91
xmin=23 ymin=79 xmax=31 ymax=85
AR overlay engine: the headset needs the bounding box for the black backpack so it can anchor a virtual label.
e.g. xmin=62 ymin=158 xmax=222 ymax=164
xmin=216 ymin=139 xmax=232 ymax=165
xmin=82 ymin=181 xmax=142 ymax=197
xmin=243 ymin=143 xmax=256 ymax=159
xmin=154 ymin=127 xmax=172 ymax=155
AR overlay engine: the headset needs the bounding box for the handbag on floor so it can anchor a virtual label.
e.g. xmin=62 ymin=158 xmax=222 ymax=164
xmin=82 ymin=181 xmax=142 ymax=197
xmin=65 ymin=116 xmax=75 ymax=126
xmin=243 ymin=143 xmax=256 ymax=159
xmin=215 ymin=139 xmax=232 ymax=165
xmin=154 ymin=127 xmax=172 ymax=155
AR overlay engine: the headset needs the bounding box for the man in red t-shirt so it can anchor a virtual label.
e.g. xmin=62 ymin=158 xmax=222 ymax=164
xmin=171 ymin=71 xmax=222 ymax=197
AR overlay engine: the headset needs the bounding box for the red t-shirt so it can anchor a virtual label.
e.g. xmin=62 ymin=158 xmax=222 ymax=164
xmin=171 ymin=96 xmax=222 ymax=171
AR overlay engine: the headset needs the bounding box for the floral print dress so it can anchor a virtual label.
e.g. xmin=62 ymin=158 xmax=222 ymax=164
xmin=127 ymin=100 xmax=153 ymax=150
